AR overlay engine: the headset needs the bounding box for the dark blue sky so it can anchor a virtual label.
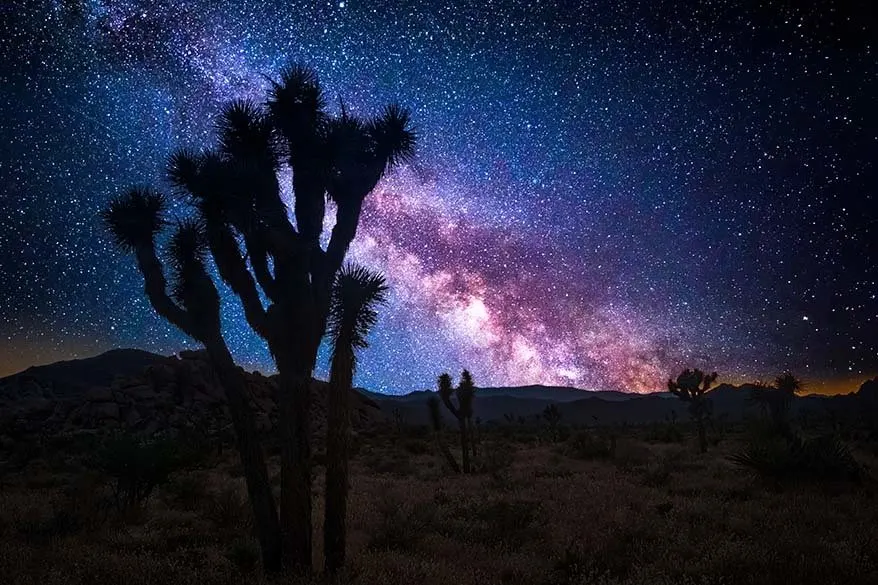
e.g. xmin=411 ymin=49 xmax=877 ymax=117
xmin=1 ymin=0 xmax=875 ymax=393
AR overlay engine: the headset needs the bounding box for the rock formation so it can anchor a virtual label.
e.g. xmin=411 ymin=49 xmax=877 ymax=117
xmin=0 ymin=349 xmax=382 ymax=440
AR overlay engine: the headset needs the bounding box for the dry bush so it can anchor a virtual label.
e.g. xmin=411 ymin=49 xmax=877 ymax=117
xmin=366 ymin=491 xmax=437 ymax=552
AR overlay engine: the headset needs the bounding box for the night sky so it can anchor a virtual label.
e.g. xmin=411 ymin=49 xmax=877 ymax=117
xmin=1 ymin=1 xmax=875 ymax=394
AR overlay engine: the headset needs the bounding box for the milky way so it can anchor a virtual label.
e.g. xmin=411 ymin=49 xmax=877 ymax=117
xmin=1 ymin=0 xmax=876 ymax=393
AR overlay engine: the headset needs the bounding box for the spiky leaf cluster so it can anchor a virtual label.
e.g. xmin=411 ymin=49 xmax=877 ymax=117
xmin=101 ymin=188 xmax=167 ymax=252
xmin=267 ymin=65 xmax=327 ymax=157
xmin=167 ymin=219 xmax=216 ymax=312
xmin=667 ymin=368 xmax=718 ymax=401
xmin=216 ymin=99 xmax=279 ymax=167
xmin=370 ymin=104 xmax=416 ymax=169
xmin=327 ymin=264 xmax=388 ymax=365
xmin=775 ymin=372 xmax=804 ymax=395
xmin=456 ymin=369 xmax=475 ymax=418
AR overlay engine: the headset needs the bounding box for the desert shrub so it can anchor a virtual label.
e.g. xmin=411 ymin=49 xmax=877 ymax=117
xmin=14 ymin=472 xmax=111 ymax=545
xmin=645 ymin=422 xmax=685 ymax=443
xmin=640 ymin=460 xmax=672 ymax=487
xmin=545 ymin=546 xmax=611 ymax=585
xmin=556 ymin=424 xmax=572 ymax=443
xmin=205 ymin=486 xmax=251 ymax=532
xmin=477 ymin=498 xmax=539 ymax=548
xmin=362 ymin=452 xmax=416 ymax=476
xmin=478 ymin=440 xmax=515 ymax=480
xmin=91 ymin=435 xmax=187 ymax=513
xmin=15 ymin=503 xmax=83 ymax=545
xmin=566 ymin=430 xmax=616 ymax=460
xmin=402 ymin=438 xmax=430 ymax=455
xmin=535 ymin=466 xmax=574 ymax=480
xmin=226 ymin=538 xmax=260 ymax=573
xmin=367 ymin=494 xmax=436 ymax=552
xmin=612 ymin=440 xmax=654 ymax=470
xmin=165 ymin=473 xmax=207 ymax=511
xmin=729 ymin=434 xmax=865 ymax=483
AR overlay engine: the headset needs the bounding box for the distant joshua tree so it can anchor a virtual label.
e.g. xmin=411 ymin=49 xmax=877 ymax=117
xmin=543 ymin=403 xmax=563 ymax=442
xmin=667 ymin=369 xmax=718 ymax=453
xmin=426 ymin=394 xmax=462 ymax=473
xmin=324 ymin=265 xmax=387 ymax=574
xmin=437 ymin=370 xmax=476 ymax=473
xmin=749 ymin=372 xmax=804 ymax=438
xmin=104 ymin=65 xmax=415 ymax=574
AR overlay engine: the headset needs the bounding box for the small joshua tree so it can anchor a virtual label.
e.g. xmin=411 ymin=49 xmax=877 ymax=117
xmin=426 ymin=395 xmax=461 ymax=473
xmin=323 ymin=265 xmax=388 ymax=573
xmin=437 ymin=370 xmax=476 ymax=473
xmin=749 ymin=372 xmax=804 ymax=438
xmin=667 ymin=369 xmax=718 ymax=453
xmin=543 ymin=404 xmax=563 ymax=443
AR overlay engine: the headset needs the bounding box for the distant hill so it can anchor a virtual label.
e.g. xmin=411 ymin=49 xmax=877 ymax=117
xmin=368 ymin=380 xmax=878 ymax=427
xmin=0 ymin=349 xmax=167 ymax=399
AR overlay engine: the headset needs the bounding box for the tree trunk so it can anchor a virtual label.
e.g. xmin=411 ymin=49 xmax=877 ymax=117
xmin=205 ymin=341 xmax=282 ymax=572
xmin=436 ymin=432 xmax=461 ymax=473
xmin=697 ymin=417 xmax=708 ymax=453
xmin=324 ymin=347 xmax=353 ymax=573
xmin=276 ymin=354 xmax=313 ymax=573
xmin=458 ymin=418 xmax=470 ymax=473
xmin=468 ymin=417 xmax=478 ymax=458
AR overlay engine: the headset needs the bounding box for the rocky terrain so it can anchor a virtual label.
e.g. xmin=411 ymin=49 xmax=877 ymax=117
xmin=2 ymin=348 xmax=875 ymax=441
xmin=0 ymin=349 xmax=383 ymax=441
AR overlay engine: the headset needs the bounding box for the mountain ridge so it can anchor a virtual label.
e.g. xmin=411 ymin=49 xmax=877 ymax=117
xmin=2 ymin=349 xmax=875 ymax=430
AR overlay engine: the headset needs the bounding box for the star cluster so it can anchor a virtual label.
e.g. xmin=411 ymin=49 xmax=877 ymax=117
xmin=1 ymin=0 xmax=875 ymax=393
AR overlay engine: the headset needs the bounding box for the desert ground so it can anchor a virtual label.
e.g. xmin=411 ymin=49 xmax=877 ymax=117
xmin=1 ymin=419 xmax=876 ymax=585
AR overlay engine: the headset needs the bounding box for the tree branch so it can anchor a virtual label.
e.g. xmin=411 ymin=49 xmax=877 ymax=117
xmin=206 ymin=223 xmax=270 ymax=339
xmin=134 ymin=246 xmax=194 ymax=337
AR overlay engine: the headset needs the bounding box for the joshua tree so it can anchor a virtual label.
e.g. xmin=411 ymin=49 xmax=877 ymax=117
xmin=426 ymin=395 xmax=461 ymax=473
xmin=543 ymin=403 xmax=562 ymax=442
xmin=750 ymin=372 xmax=804 ymax=437
xmin=107 ymin=66 xmax=415 ymax=573
xmin=437 ymin=370 xmax=476 ymax=472
xmin=102 ymin=195 xmax=281 ymax=570
xmin=667 ymin=369 xmax=718 ymax=453
xmin=391 ymin=407 xmax=404 ymax=435
xmin=323 ymin=265 xmax=388 ymax=573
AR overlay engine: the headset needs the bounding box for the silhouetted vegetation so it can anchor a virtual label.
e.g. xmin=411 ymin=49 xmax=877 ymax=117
xmin=667 ymin=368 xmax=718 ymax=453
xmin=730 ymin=433 xmax=864 ymax=484
xmin=324 ymin=265 xmax=388 ymax=573
xmin=91 ymin=435 xmax=186 ymax=514
xmin=748 ymin=372 xmax=804 ymax=438
xmin=102 ymin=64 xmax=413 ymax=574
xmin=426 ymin=394 xmax=462 ymax=473
xmin=565 ymin=429 xmax=617 ymax=460
xmin=543 ymin=404 xmax=563 ymax=442
xmin=436 ymin=370 xmax=477 ymax=472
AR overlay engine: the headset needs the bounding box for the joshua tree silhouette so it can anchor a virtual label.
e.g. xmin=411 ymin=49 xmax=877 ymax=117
xmin=437 ymin=370 xmax=476 ymax=473
xmin=104 ymin=65 xmax=415 ymax=574
xmin=102 ymin=193 xmax=282 ymax=570
xmin=667 ymin=368 xmax=718 ymax=453
xmin=749 ymin=372 xmax=804 ymax=438
xmin=426 ymin=394 xmax=462 ymax=474
xmin=323 ymin=265 xmax=387 ymax=573
xmin=543 ymin=403 xmax=563 ymax=442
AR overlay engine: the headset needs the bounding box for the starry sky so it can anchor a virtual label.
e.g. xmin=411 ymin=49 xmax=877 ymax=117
xmin=1 ymin=0 xmax=876 ymax=394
